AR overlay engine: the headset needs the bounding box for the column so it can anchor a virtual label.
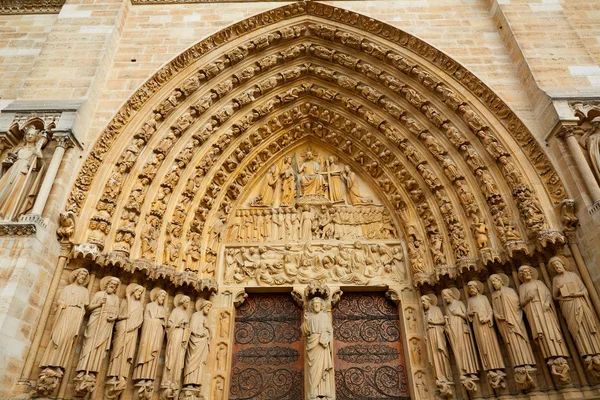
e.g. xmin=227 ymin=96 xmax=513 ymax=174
xmin=557 ymin=125 xmax=600 ymax=206
xmin=28 ymin=135 xmax=74 ymax=217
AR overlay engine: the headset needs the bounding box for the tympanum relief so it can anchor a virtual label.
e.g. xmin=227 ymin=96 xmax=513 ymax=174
xmin=222 ymin=145 xmax=407 ymax=288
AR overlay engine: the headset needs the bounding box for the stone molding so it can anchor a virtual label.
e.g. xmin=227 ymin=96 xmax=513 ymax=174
xmin=0 ymin=0 xmax=65 ymax=14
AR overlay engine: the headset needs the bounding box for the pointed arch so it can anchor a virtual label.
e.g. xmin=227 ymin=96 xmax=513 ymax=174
xmin=66 ymin=1 xmax=568 ymax=288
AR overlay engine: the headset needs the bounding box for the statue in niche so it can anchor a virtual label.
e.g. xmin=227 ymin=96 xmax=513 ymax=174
xmin=550 ymin=256 xmax=600 ymax=377
xmin=280 ymin=155 xmax=296 ymax=205
xmin=466 ymin=281 xmax=506 ymax=389
xmin=489 ymin=274 xmax=537 ymax=390
xmin=302 ymin=295 xmax=335 ymax=400
xmin=298 ymin=149 xmax=327 ymax=197
xmin=441 ymin=288 xmax=480 ymax=392
xmin=0 ymin=125 xmax=48 ymax=221
xmin=105 ymin=284 xmax=145 ymax=397
xmin=579 ymin=122 xmax=600 ymax=184
xmin=253 ymin=165 xmax=279 ymax=206
xmin=342 ymin=165 xmax=372 ymax=205
xmin=183 ymin=299 xmax=212 ymax=388
xmin=326 ymin=156 xmax=345 ymax=203
xmin=161 ymin=294 xmax=191 ymax=398
xmin=421 ymin=294 xmax=453 ymax=398
xmin=37 ymin=268 xmax=90 ymax=396
xmin=75 ymin=276 xmax=121 ymax=396
xmin=133 ymin=288 xmax=167 ymax=395
xmin=518 ymin=265 xmax=571 ymax=383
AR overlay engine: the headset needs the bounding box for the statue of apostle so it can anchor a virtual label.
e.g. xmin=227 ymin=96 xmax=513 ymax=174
xmin=302 ymin=296 xmax=334 ymax=400
xmin=298 ymin=150 xmax=326 ymax=197
xmin=489 ymin=274 xmax=536 ymax=367
xmin=326 ymin=156 xmax=345 ymax=203
xmin=421 ymin=294 xmax=453 ymax=397
xmin=280 ymin=155 xmax=296 ymax=206
xmin=161 ymin=294 xmax=191 ymax=395
xmin=37 ymin=268 xmax=90 ymax=395
xmin=183 ymin=299 xmax=212 ymax=387
xmin=106 ymin=284 xmax=145 ymax=389
xmin=466 ymin=281 xmax=506 ymax=388
xmin=441 ymin=288 xmax=479 ymax=392
xmin=518 ymin=265 xmax=571 ymax=383
xmin=133 ymin=289 xmax=167 ymax=392
xmin=75 ymin=276 xmax=121 ymax=395
xmin=550 ymin=256 xmax=600 ymax=376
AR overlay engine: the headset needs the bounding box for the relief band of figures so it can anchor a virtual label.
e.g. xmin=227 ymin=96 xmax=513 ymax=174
xmin=421 ymin=257 xmax=600 ymax=398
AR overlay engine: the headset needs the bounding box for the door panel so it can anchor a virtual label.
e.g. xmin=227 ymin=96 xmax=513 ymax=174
xmin=230 ymin=293 xmax=304 ymax=400
xmin=333 ymin=293 xmax=410 ymax=400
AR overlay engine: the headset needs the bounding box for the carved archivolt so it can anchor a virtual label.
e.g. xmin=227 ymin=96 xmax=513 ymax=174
xmin=65 ymin=2 xmax=566 ymax=288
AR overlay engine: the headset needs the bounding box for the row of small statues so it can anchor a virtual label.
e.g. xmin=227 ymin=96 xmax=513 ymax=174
xmin=37 ymin=268 xmax=215 ymax=400
xmin=225 ymin=242 xmax=405 ymax=285
xmin=226 ymin=205 xmax=396 ymax=242
xmin=422 ymin=258 xmax=600 ymax=397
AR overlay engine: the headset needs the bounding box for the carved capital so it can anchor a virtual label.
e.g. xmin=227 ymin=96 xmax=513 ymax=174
xmin=556 ymin=124 xmax=584 ymax=140
xmin=54 ymin=134 xmax=76 ymax=149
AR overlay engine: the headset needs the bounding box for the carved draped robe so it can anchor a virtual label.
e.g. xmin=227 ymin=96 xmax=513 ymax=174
xmin=467 ymin=293 xmax=505 ymax=371
xmin=491 ymin=286 xmax=536 ymax=366
xmin=259 ymin=168 xmax=278 ymax=206
xmin=183 ymin=311 xmax=210 ymax=386
xmin=444 ymin=299 xmax=479 ymax=375
xmin=76 ymin=291 xmax=120 ymax=373
xmin=162 ymin=306 xmax=190 ymax=387
xmin=280 ymin=164 xmax=296 ymax=205
xmin=0 ymin=145 xmax=45 ymax=221
xmin=40 ymin=283 xmax=89 ymax=369
xmin=343 ymin=170 xmax=370 ymax=205
xmin=133 ymin=301 xmax=167 ymax=381
xmin=519 ymin=279 xmax=569 ymax=359
xmin=303 ymin=310 xmax=335 ymax=398
xmin=299 ymin=160 xmax=325 ymax=196
xmin=107 ymin=296 xmax=144 ymax=379
xmin=328 ymin=163 xmax=344 ymax=202
xmin=553 ymin=271 xmax=600 ymax=357
xmin=424 ymin=305 xmax=452 ymax=381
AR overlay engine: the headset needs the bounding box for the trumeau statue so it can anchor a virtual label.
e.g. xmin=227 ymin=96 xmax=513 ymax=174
xmin=133 ymin=288 xmax=168 ymax=396
xmin=75 ymin=276 xmax=121 ymax=396
xmin=489 ymin=274 xmax=537 ymax=390
xmin=421 ymin=294 xmax=453 ymax=398
xmin=162 ymin=294 xmax=191 ymax=398
xmin=441 ymin=288 xmax=479 ymax=392
xmin=183 ymin=299 xmax=212 ymax=387
xmin=37 ymin=268 xmax=90 ymax=396
xmin=303 ymin=295 xmax=335 ymax=400
xmin=105 ymin=284 xmax=145 ymax=398
xmin=466 ymin=281 xmax=506 ymax=389
xmin=518 ymin=265 xmax=571 ymax=384
xmin=0 ymin=125 xmax=48 ymax=221
xmin=550 ymin=256 xmax=600 ymax=376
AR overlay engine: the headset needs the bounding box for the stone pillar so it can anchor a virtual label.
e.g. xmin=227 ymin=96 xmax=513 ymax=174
xmin=557 ymin=125 xmax=600 ymax=206
xmin=28 ymin=135 xmax=74 ymax=218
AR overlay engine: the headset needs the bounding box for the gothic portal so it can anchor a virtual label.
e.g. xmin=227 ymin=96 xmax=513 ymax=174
xmin=4 ymin=2 xmax=600 ymax=400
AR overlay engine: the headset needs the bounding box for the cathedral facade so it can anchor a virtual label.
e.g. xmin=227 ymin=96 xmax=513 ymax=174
xmin=1 ymin=1 xmax=600 ymax=399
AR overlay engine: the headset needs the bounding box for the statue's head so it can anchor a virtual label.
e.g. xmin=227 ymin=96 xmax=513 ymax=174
xmin=467 ymin=281 xmax=483 ymax=296
xmin=489 ymin=274 xmax=504 ymax=291
xmin=311 ymin=297 xmax=324 ymax=313
xmin=549 ymin=256 xmax=568 ymax=274
xmin=518 ymin=265 xmax=535 ymax=282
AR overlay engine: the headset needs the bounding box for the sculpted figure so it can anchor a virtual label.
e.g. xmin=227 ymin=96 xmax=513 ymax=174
xmin=489 ymin=274 xmax=537 ymax=390
xmin=326 ymin=156 xmax=345 ymax=203
xmin=162 ymin=294 xmax=191 ymax=396
xmin=298 ymin=150 xmax=326 ymax=197
xmin=106 ymin=284 xmax=145 ymax=389
xmin=466 ymin=281 xmax=506 ymax=388
xmin=342 ymin=165 xmax=372 ymax=205
xmin=421 ymin=294 xmax=453 ymax=397
xmin=183 ymin=299 xmax=212 ymax=387
xmin=37 ymin=268 xmax=90 ymax=395
xmin=303 ymin=297 xmax=334 ymax=400
xmin=75 ymin=276 xmax=121 ymax=396
xmin=518 ymin=265 xmax=571 ymax=382
xmin=550 ymin=256 xmax=600 ymax=376
xmin=0 ymin=126 xmax=47 ymax=220
xmin=133 ymin=288 xmax=168 ymax=388
xmin=280 ymin=155 xmax=296 ymax=205
xmin=255 ymin=165 xmax=278 ymax=206
xmin=442 ymin=288 xmax=479 ymax=392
